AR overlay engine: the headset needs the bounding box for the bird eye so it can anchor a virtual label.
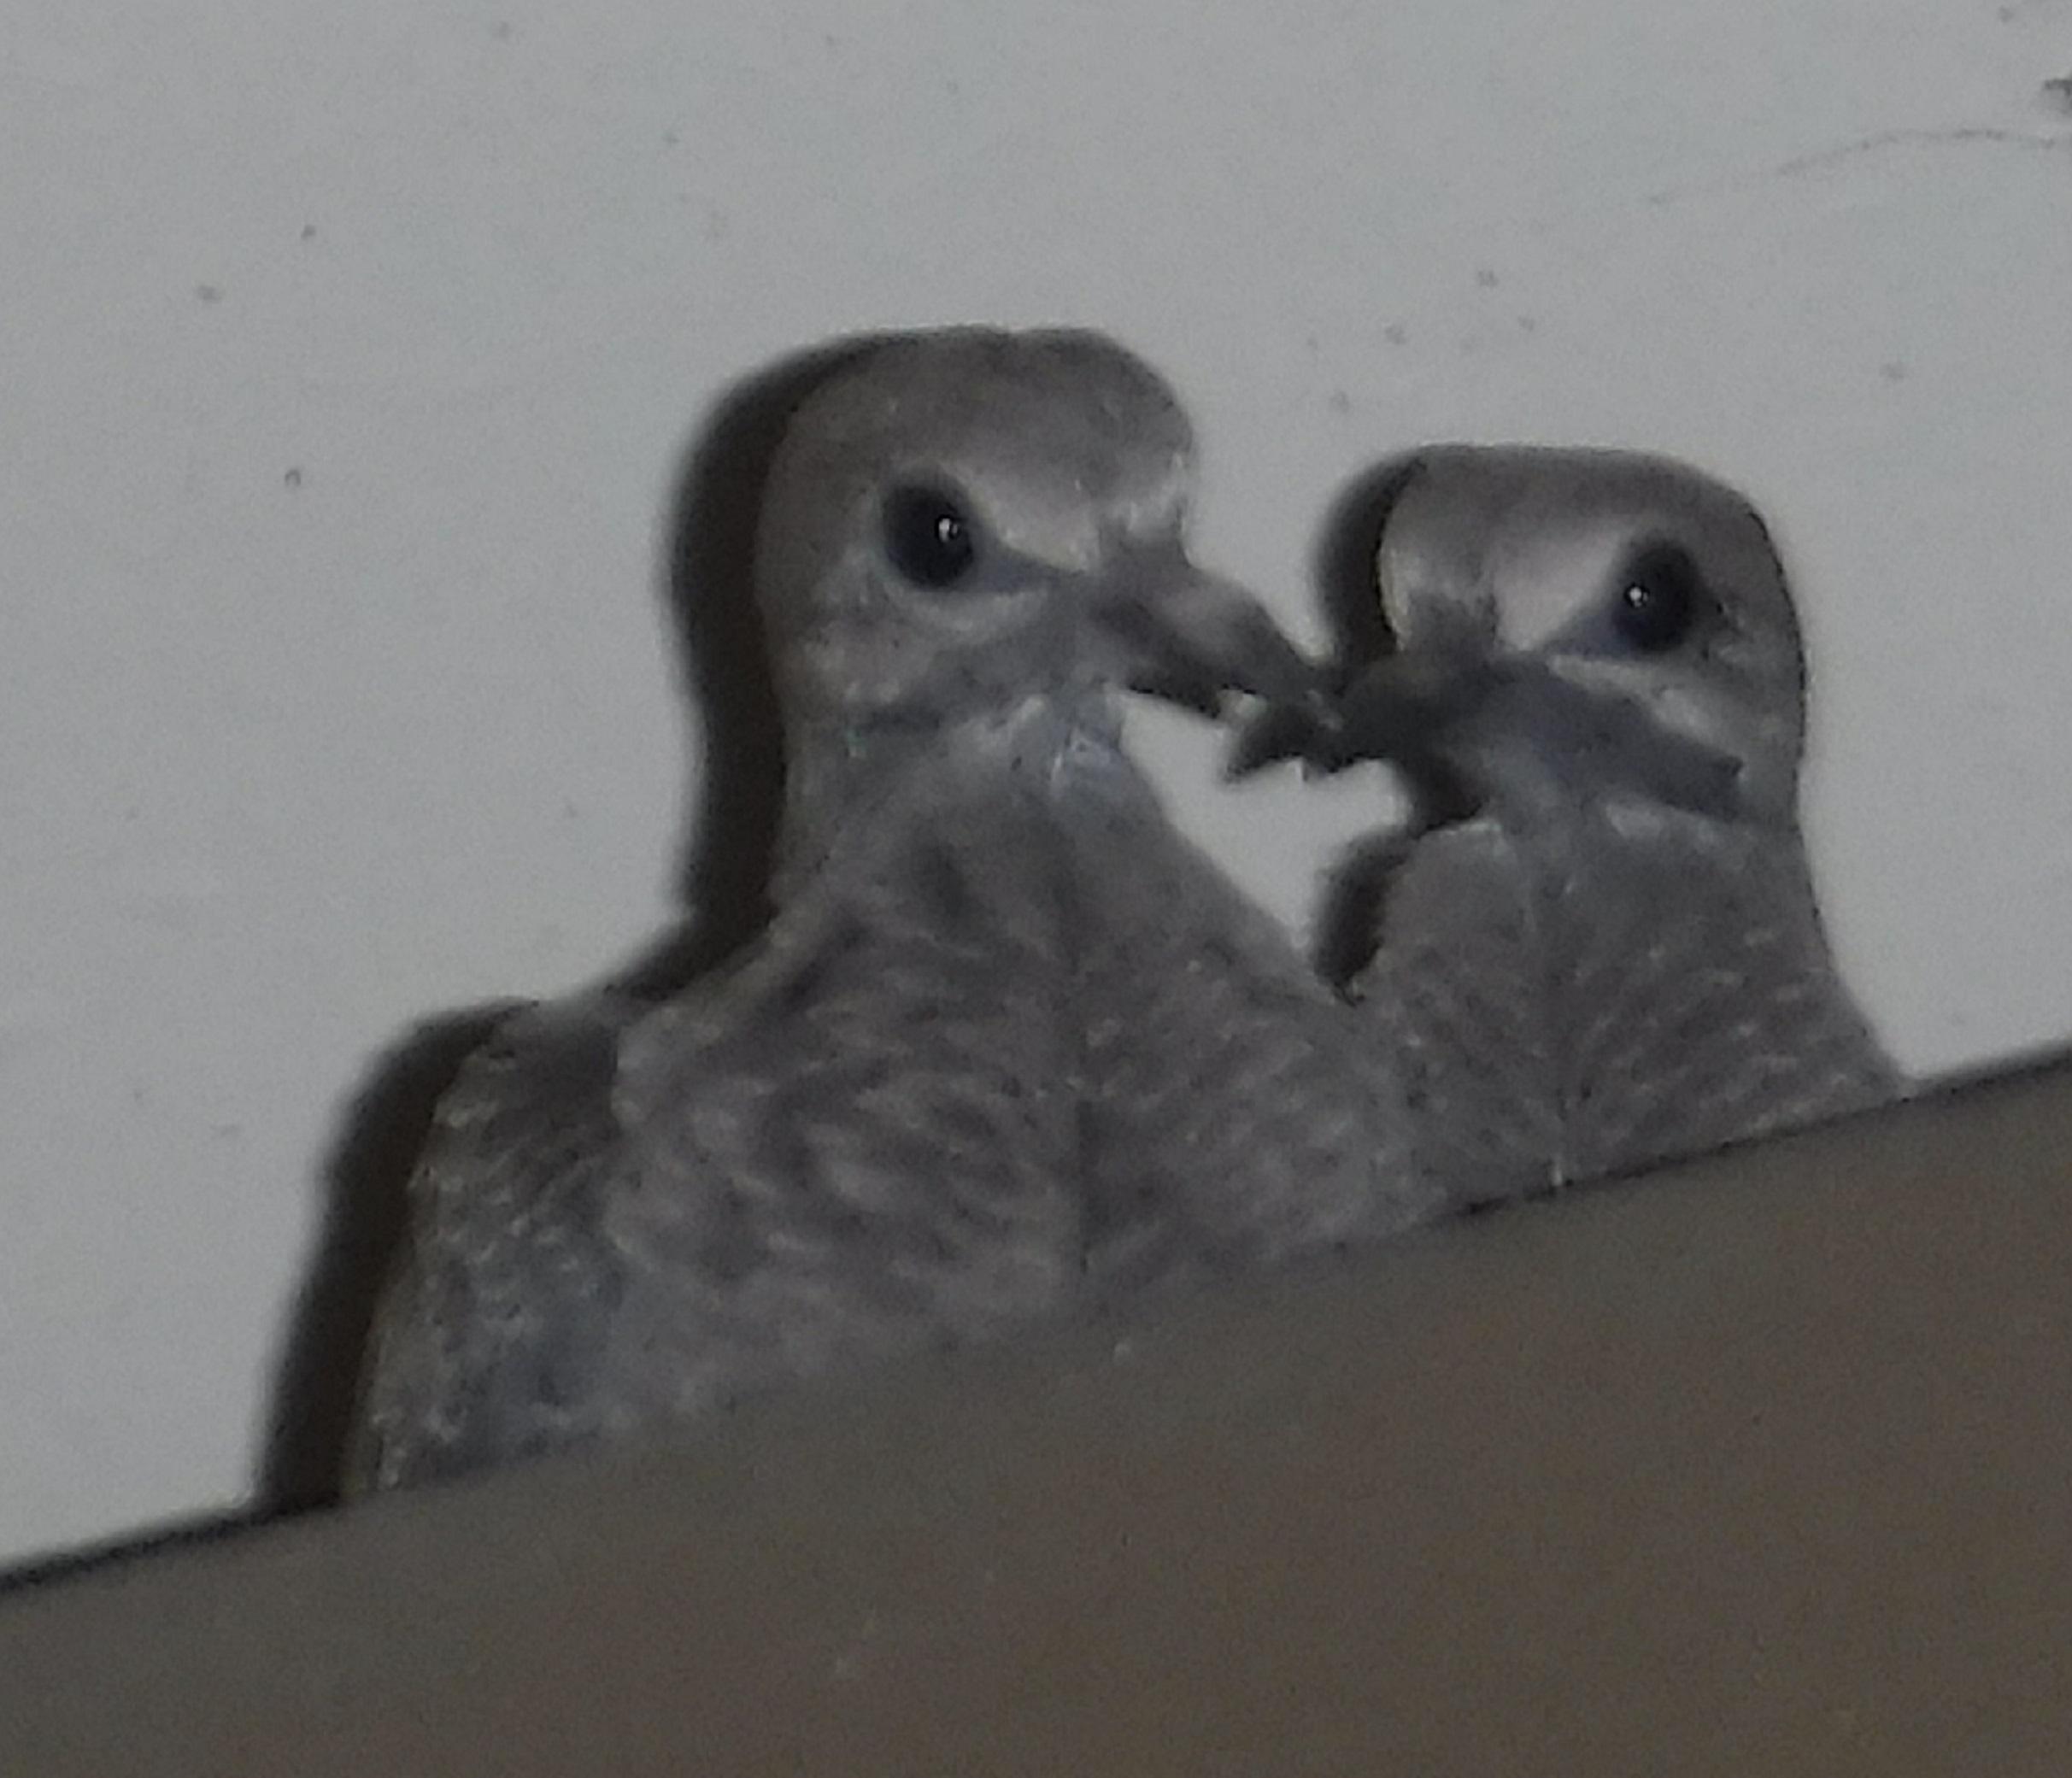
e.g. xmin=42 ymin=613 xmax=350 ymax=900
xmin=1611 ymin=542 xmax=1705 ymax=653
xmin=882 ymin=483 xmax=980 ymax=589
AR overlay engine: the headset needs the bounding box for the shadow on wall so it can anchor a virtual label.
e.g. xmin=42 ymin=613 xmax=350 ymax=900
xmin=1298 ymin=452 xmax=1493 ymax=993
xmin=257 ymin=337 xmax=887 ymax=1514
xmin=1309 ymin=452 xmax=1425 ymax=673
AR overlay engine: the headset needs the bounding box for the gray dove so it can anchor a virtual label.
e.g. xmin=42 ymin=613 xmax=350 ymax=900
xmin=1248 ymin=446 xmax=1904 ymax=1212
xmin=348 ymin=329 xmax=1435 ymax=1494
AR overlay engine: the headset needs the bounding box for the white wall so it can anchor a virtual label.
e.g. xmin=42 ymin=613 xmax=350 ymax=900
xmin=3 ymin=0 xmax=2069 ymax=1569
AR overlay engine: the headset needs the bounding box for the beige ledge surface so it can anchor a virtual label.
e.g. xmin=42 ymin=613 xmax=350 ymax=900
xmin=4 ymin=1058 xmax=2070 ymax=1775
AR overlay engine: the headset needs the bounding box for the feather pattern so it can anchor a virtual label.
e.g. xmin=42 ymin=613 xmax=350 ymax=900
xmin=1306 ymin=445 xmax=1905 ymax=1212
xmin=1357 ymin=804 xmax=1899 ymax=1211
xmin=348 ymin=331 xmax=1427 ymax=1493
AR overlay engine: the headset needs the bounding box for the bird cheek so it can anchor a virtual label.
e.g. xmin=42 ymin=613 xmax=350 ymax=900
xmin=1549 ymin=646 xmax=1689 ymax=713
xmin=793 ymin=619 xmax=919 ymax=714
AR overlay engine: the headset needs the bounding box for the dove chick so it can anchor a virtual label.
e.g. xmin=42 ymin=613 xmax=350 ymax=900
xmin=1294 ymin=446 xmax=1904 ymax=1209
xmin=348 ymin=330 xmax=1424 ymax=1493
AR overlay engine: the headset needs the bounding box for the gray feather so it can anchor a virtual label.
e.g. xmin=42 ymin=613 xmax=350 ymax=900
xmin=349 ymin=330 xmax=1424 ymax=1493
xmin=349 ymin=997 xmax=642 ymax=1489
xmin=1312 ymin=447 xmax=1904 ymax=1211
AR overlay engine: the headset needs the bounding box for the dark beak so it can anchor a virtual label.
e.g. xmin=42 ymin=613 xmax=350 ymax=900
xmin=1224 ymin=643 xmax=1494 ymax=787
xmin=1089 ymin=549 xmax=1326 ymax=717
xmin=1334 ymin=652 xmax=1746 ymax=824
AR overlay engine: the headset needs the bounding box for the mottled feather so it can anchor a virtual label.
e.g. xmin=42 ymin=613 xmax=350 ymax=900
xmin=349 ymin=330 xmax=1423 ymax=1493
xmin=1306 ymin=447 xmax=1904 ymax=1211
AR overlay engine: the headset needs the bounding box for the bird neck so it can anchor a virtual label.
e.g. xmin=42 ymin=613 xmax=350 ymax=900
xmin=771 ymin=686 xmax=1133 ymax=900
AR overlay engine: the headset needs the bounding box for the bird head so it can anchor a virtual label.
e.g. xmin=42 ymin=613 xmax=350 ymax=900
xmin=752 ymin=328 xmax=1314 ymax=751
xmin=1304 ymin=446 xmax=1810 ymax=829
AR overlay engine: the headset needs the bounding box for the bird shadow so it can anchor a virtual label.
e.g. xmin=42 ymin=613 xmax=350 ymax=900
xmin=1309 ymin=450 xmax=1428 ymax=670
xmin=255 ymin=335 xmax=887 ymax=1515
xmin=1301 ymin=451 xmax=1459 ymax=990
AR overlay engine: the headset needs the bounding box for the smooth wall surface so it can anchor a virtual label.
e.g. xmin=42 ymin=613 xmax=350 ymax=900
xmin=3 ymin=1 xmax=2069 ymax=1565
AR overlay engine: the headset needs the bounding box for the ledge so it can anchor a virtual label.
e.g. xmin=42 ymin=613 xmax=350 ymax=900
xmin=4 ymin=1058 xmax=2069 ymax=1775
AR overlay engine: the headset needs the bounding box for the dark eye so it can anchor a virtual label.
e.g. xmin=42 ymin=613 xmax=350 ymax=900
xmin=1611 ymin=542 xmax=1705 ymax=653
xmin=882 ymin=483 xmax=979 ymax=589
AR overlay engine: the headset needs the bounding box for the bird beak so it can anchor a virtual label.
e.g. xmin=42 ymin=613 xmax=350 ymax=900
xmin=1223 ymin=639 xmax=1494 ymax=783
xmin=1334 ymin=645 xmax=1498 ymax=762
xmin=1088 ymin=545 xmax=1325 ymax=717
xmin=1351 ymin=651 xmax=1746 ymax=822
